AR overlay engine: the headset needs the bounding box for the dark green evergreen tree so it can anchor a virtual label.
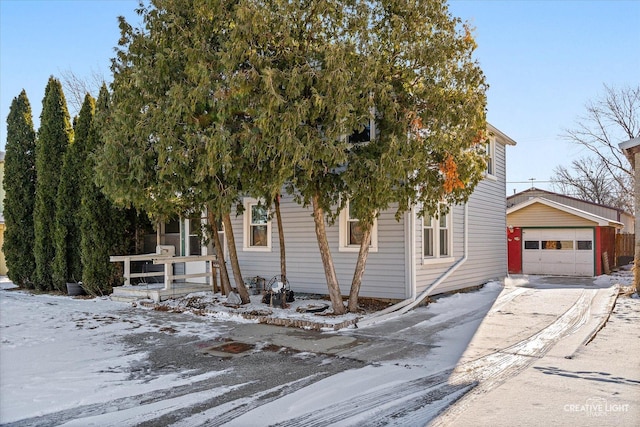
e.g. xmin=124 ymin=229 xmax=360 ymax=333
xmin=52 ymin=94 xmax=94 ymax=290
xmin=3 ymin=90 xmax=37 ymax=288
xmin=34 ymin=77 xmax=72 ymax=291
xmin=80 ymin=85 xmax=130 ymax=295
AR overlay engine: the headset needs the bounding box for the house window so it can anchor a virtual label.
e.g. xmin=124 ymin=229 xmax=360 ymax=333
xmin=348 ymin=112 xmax=376 ymax=145
xmin=339 ymin=201 xmax=378 ymax=252
xmin=485 ymin=139 xmax=495 ymax=177
xmin=243 ymin=198 xmax=271 ymax=251
xmin=188 ymin=217 xmax=203 ymax=255
xmin=162 ymin=217 xmax=181 ymax=255
xmin=349 ymin=121 xmax=371 ymax=144
xmin=423 ymin=206 xmax=452 ymax=260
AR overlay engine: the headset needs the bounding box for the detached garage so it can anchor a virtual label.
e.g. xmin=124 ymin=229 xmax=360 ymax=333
xmin=507 ymin=197 xmax=623 ymax=277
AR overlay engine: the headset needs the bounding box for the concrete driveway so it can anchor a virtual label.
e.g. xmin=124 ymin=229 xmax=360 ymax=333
xmin=430 ymin=274 xmax=639 ymax=427
xmin=3 ymin=273 xmax=635 ymax=426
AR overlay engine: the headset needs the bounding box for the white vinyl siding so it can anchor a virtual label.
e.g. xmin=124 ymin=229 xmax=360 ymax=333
xmin=229 ymin=196 xmax=407 ymax=300
xmin=416 ymin=138 xmax=508 ymax=296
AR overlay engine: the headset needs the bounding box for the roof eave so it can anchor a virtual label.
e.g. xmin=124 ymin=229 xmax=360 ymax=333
xmin=487 ymin=123 xmax=517 ymax=146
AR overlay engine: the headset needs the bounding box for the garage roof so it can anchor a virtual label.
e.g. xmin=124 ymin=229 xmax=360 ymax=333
xmin=507 ymin=197 xmax=624 ymax=228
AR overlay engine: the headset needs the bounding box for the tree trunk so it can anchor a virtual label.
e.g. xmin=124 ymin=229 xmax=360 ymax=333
xmin=275 ymin=194 xmax=287 ymax=280
xmin=348 ymin=226 xmax=372 ymax=312
xmin=207 ymin=209 xmax=232 ymax=296
xmin=222 ymin=212 xmax=250 ymax=304
xmin=312 ymin=192 xmax=345 ymax=314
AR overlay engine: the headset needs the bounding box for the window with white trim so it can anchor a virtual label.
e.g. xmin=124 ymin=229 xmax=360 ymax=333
xmin=485 ymin=138 xmax=495 ymax=177
xmin=339 ymin=202 xmax=378 ymax=252
xmin=348 ymin=119 xmax=372 ymax=144
xmin=423 ymin=206 xmax=452 ymax=260
xmin=348 ymin=110 xmax=376 ymax=146
xmin=188 ymin=216 xmax=204 ymax=255
xmin=243 ymin=198 xmax=271 ymax=251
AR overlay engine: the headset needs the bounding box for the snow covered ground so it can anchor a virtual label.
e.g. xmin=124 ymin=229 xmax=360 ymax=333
xmin=0 ymin=269 xmax=635 ymax=426
xmin=0 ymin=278 xmax=230 ymax=424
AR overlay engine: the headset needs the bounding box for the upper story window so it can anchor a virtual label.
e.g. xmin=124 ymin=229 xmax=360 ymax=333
xmin=339 ymin=201 xmax=378 ymax=252
xmin=243 ymin=198 xmax=271 ymax=251
xmin=348 ymin=110 xmax=376 ymax=145
xmin=348 ymin=120 xmax=372 ymax=144
xmin=485 ymin=138 xmax=495 ymax=177
xmin=423 ymin=205 xmax=452 ymax=261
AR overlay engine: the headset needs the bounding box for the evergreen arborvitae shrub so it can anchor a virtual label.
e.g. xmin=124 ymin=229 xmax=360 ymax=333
xmin=52 ymin=94 xmax=94 ymax=290
xmin=3 ymin=90 xmax=37 ymax=288
xmin=34 ymin=77 xmax=71 ymax=291
xmin=80 ymin=85 xmax=131 ymax=295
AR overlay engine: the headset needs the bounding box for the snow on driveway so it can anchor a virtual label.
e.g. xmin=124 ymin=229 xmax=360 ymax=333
xmin=0 ymin=271 xmax=630 ymax=426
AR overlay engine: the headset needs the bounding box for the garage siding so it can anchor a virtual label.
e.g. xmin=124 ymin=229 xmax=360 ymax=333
xmin=508 ymin=203 xmax=595 ymax=227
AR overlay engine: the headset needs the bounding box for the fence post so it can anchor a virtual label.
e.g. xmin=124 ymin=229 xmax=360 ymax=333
xmin=124 ymin=257 xmax=131 ymax=286
xmin=163 ymin=262 xmax=173 ymax=291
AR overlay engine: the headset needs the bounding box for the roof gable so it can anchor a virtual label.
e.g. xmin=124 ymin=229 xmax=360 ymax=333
xmin=507 ymin=187 xmax=631 ymax=216
xmin=507 ymin=197 xmax=623 ymax=228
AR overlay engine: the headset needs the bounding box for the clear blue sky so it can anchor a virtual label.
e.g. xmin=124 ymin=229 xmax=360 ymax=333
xmin=1 ymin=0 xmax=639 ymax=195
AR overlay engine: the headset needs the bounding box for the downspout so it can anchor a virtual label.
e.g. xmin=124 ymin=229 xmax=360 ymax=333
xmin=357 ymin=203 xmax=469 ymax=327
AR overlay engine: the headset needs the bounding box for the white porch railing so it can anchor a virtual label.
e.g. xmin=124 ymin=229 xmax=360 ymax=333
xmin=109 ymin=253 xmax=171 ymax=286
xmin=153 ymin=255 xmax=219 ymax=290
xmin=110 ymin=254 xmax=219 ymax=290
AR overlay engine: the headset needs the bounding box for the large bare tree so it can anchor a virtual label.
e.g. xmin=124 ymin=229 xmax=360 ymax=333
xmin=59 ymin=69 xmax=106 ymax=117
xmin=558 ymin=84 xmax=639 ymax=213
xmin=552 ymin=156 xmax=633 ymax=212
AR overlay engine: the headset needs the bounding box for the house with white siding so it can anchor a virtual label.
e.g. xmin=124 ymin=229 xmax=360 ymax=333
xmin=177 ymin=123 xmax=516 ymax=302
xmin=112 ymin=124 xmax=516 ymax=303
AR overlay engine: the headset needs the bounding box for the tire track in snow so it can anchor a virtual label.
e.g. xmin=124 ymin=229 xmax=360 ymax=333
xmin=11 ymin=288 xmax=597 ymax=427
xmin=488 ymin=286 xmax=530 ymax=314
xmin=169 ymin=373 xmax=325 ymax=427
xmin=429 ymin=289 xmax=597 ymax=426
xmin=1 ymin=371 xmax=231 ymax=427
xmin=248 ymin=289 xmax=598 ymax=427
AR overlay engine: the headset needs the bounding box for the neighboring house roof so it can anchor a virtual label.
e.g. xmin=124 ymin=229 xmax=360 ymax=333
xmin=507 ymin=196 xmax=624 ymax=229
xmin=619 ymin=136 xmax=640 ymax=169
xmin=488 ymin=123 xmax=517 ymax=146
xmin=507 ymin=187 xmax=633 ymax=217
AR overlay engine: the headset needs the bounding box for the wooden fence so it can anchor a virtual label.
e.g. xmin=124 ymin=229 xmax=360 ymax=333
xmin=616 ymin=233 xmax=635 ymax=265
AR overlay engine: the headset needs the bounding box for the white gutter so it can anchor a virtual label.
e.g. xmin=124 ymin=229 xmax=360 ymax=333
xmin=357 ymin=203 xmax=469 ymax=327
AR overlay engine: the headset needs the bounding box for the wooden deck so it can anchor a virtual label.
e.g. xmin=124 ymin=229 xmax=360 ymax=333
xmin=110 ymin=282 xmax=212 ymax=303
